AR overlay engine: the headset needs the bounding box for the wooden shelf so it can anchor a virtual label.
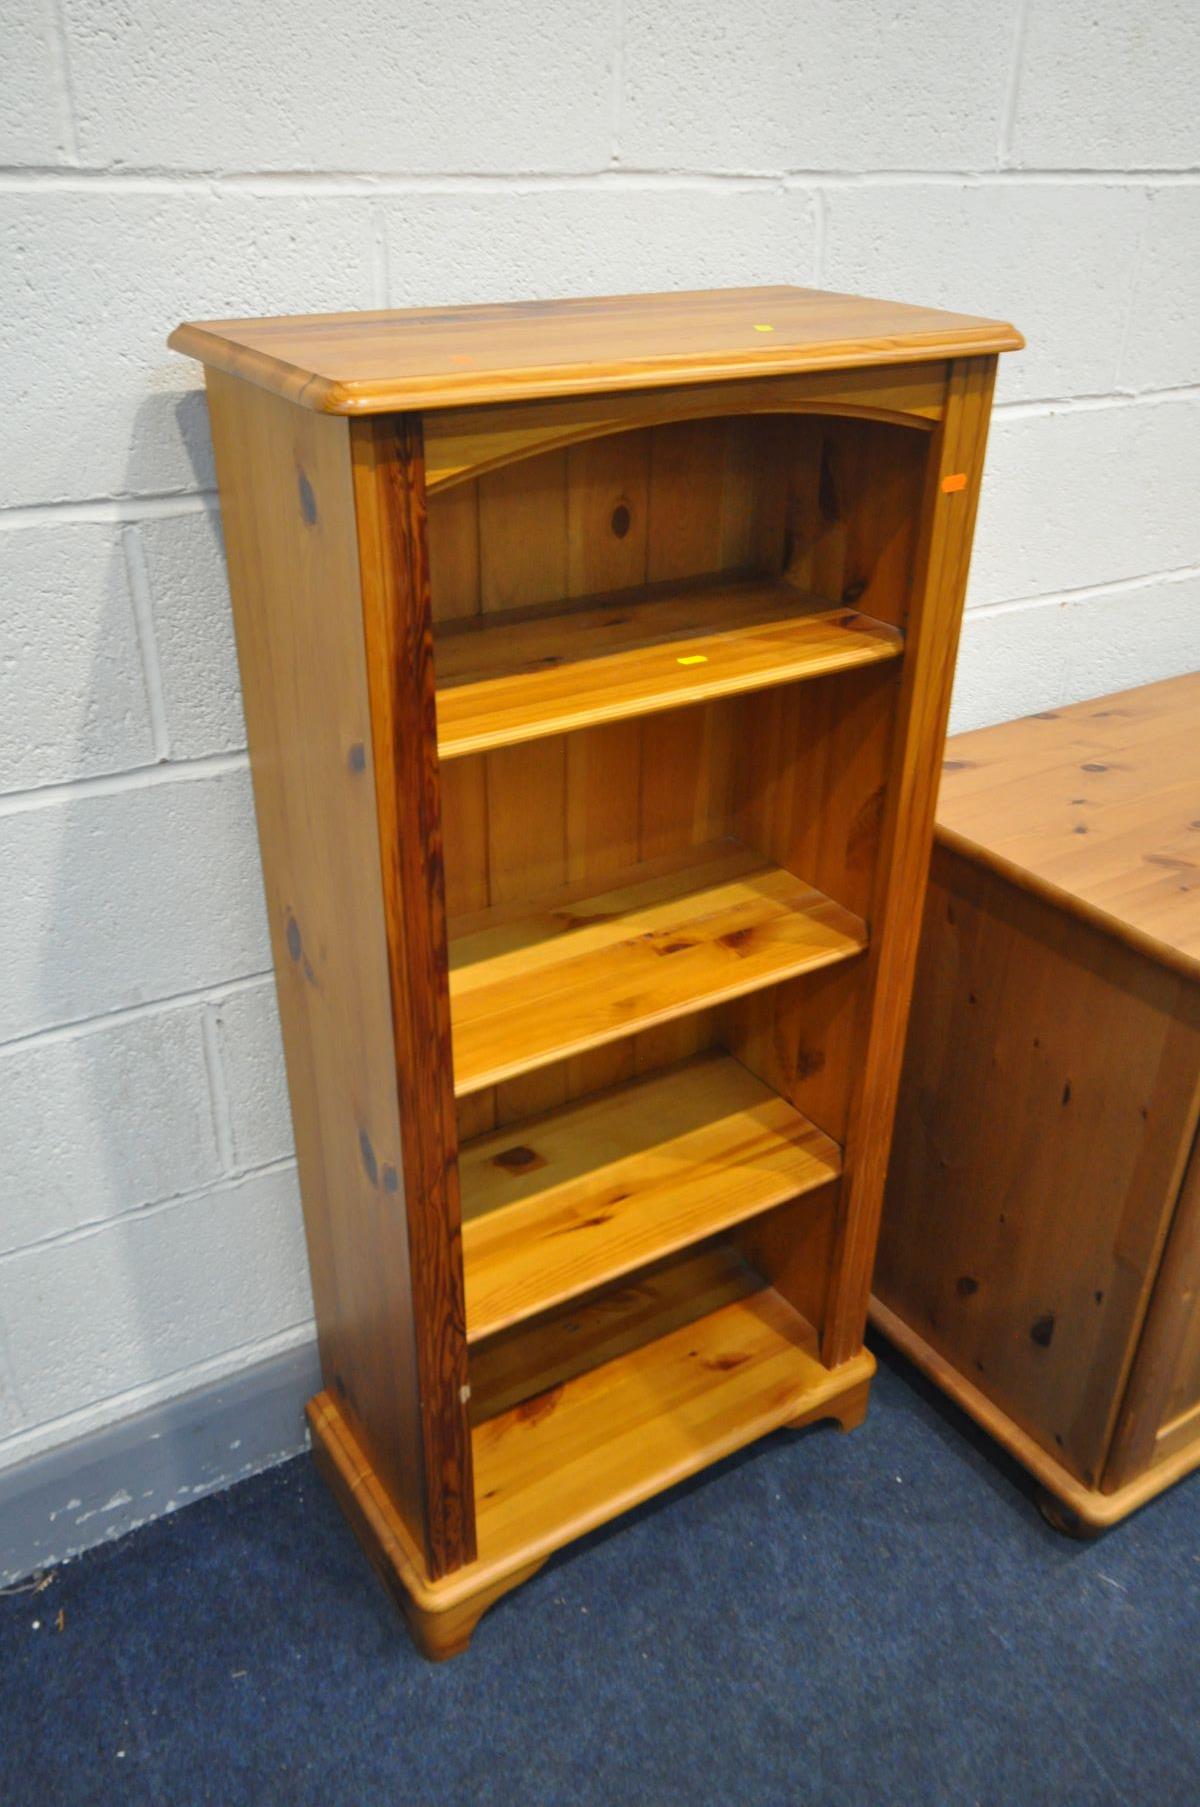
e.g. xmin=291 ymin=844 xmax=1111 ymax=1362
xmin=433 ymin=575 xmax=903 ymax=760
xmin=448 ymin=841 xmax=868 ymax=1096
xmin=460 ymin=1052 xmax=842 ymax=1342
xmin=466 ymin=1243 xmax=870 ymax=1576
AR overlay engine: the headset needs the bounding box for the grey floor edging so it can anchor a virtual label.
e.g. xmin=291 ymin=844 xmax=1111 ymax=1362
xmin=0 ymin=1339 xmax=322 ymax=1585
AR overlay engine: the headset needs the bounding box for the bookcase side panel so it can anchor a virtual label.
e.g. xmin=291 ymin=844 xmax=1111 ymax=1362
xmin=351 ymin=413 xmax=476 ymax=1576
xmin=203 ymin=370 xmax=430 ymax=1557
xmin=823 ymin=356 xmax=999 ymax=1367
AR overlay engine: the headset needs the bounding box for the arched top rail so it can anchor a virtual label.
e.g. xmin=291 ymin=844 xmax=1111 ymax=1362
xmin=423 ymin=362 xmax=945 ymax=492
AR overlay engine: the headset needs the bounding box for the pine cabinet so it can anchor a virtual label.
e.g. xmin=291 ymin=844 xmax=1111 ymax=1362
xmin=874 ymin=674 xmax=1200 ymax=1532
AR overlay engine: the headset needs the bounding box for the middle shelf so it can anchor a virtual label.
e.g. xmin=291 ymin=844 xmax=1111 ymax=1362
xmin=459 ymin=1050 xmax=842 ymax=1342
xmin=447 ymin=840 xmax=868 ymax=1095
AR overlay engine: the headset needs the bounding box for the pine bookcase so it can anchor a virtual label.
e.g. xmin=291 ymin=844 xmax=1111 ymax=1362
xmin=171 ymin=286 xmax=1021 ymax=1656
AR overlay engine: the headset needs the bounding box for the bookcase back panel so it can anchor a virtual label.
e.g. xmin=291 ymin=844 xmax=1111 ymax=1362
xmin=433 ymin=405 xmax=907 ymax=1304
xmin=780 ymin=416 xmax=927 ymax=630
xmin=731 ymin=663 xmax=900 ymax=924
xmin=427 ymin=412 xmax=926 ymax=627
xmin=428 ymin=416 xmax=787 ymax=623
xmin=454 ymin=1012 xmax=724 ymax=1145
xmin=430 ymin=392 xmax=944 ymax=1504
xmin=441 ymin=674 xmax=886 ymax=1160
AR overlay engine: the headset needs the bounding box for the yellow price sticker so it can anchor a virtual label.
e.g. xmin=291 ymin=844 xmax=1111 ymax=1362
xmin=677 ymin=654 xmax=709 ymax=666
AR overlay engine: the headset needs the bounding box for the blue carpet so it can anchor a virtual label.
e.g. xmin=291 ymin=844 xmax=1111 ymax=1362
xmin=2 ymin=1339 xmax=1197 ymax=1807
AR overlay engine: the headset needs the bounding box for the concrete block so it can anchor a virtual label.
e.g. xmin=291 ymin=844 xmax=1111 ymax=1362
xmin=0 ymin=524 xmax=157 ymax=793
xmin=621 ymin=0 xmax=1017 ymax=172
xmin=968 ymin=400 xmax=1200 ymax=608
xmin=137 ymin=512 xmax=245 ymax=759
xmin=215 ymin=983 xmax=295 ymax=1171
xmin=0 ymin=768 xmax=271 ymax=1042
xmin=0 ymin=1005 xmax=220 ymax=1255
xmin=1012 ymin=2 xmax=1200 ymax=170
xmin=950 ymin=573 xmax=1200 ymax=735
xmin=383 ymin=185 xmax=816 ymax=306
xmin=1118 ymin=188 xmax=1200 ymax=393
xmin=822 ymin=183 xmax=1144 ymax=403
xmin=0 ymin=1167 xmax=313 ymax=1429
xmin=64 ymin=0 xmax=611 ymax=173
xmin=0 ymin=10 xmax=69 ymax=164
xmin=0 ymin=192 xmax=375 ymax=507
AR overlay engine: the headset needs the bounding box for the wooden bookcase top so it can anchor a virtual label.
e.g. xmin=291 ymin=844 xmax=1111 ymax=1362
xmin=937 ymin=672 xmax=1200 ymax=977
xmin=170 ymin=284 xmax=1022 ymax=414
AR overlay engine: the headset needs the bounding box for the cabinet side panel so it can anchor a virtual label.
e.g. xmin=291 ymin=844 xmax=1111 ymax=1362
xmin=1105 ymin=1064 xmax=1200 ymax=1490
xmin=204 ymin=371 xmax=428 ymax=1551
xmin=352 ymin=414 xmax=476 ymax=1576
xmin=877 ymin=849 xmax=1200 ymax=1485
xmin=823 ymin=357 xmax=998 ymax=1367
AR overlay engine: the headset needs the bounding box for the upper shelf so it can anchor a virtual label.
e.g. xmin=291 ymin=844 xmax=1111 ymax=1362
xmin=434 ymin=575 xmax=903 ymax=761
xmin=168 ymin=284 xmax=1023 ymax=414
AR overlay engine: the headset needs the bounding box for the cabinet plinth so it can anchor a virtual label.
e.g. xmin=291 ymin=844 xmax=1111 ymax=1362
xmin=172 ymin=284 xmax=1019 ymax=1653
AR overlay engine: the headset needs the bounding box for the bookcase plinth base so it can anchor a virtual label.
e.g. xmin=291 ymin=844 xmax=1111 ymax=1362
xmin=309 ymin=1353 xmax=874 ymax=1660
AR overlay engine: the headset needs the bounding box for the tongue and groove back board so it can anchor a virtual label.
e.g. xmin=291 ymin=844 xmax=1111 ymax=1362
xmin=171 ymin=284 xmax=1020 ymax=1656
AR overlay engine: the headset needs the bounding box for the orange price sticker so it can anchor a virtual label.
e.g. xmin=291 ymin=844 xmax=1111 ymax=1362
xmin=941 ymin=472 xmax=968 ymax=494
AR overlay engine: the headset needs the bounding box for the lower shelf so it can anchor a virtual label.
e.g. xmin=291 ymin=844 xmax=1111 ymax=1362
xmin=460 ymin=1051 xmax=842 ymax=1342
xmin=309 ymin=1244 xmax=875 ymax=1656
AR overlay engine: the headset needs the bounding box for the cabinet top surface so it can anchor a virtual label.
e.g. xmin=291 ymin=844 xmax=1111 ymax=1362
xmin=169 ymin=284 xmax=1022 ymax=413
xmin=937 ymin=672 xmax=1200 ymax=973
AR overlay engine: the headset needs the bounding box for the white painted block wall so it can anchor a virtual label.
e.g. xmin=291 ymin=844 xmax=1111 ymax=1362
xmin=1 ymin=3 xmax=1197 ymax=1492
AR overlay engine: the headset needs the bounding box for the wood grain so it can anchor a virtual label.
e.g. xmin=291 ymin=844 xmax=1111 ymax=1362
xmin=468 ymin=1242 xmax=765 ymax=1423
xmin=433 ymin=575 xmax=902 ymax=760
xmin=189 ymin=289 xmax=1016 ymax=1647
xmin=1105 ymin=1113 xmax=1200 ymax=1488
xmin=469 ymin=1253 xmax=873 ymax=1577
xmin=823 ymin=356 xmax=999 ymax=1367
xmin=869 ymin=1295 xmax=1200 ymax=1531
xmin=423 ymin=366 xmax=944 ymax=491
xmin=447 ymin=841 xmax=868 ymax=1096
xmin=310 ymin=1252 xmax=874 ymax=1651
xmin=460 ymin=1052 xmax=841 ymax=1340
xmin=937 ymin=672 xmax=1200 ymax=980
xmin=430 ymin=418 xmax=765 ymax=1080
xmin=351 ymin=413 xmax=475 ymax=1574
xmin=202 ymin=371 xmax=432 ymax=1558
xmin=875 ymin=843 xmax=1200 ymax=1485
xmin=876 ymin=669 xmax=1200 ymax=1526
xmin=170 ymin=284 xmax=1021 ymax=415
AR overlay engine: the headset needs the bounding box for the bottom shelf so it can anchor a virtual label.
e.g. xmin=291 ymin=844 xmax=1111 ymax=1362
xmin=310 ymin=1244 xmax=874 ymax=1654
xmin=468 ymin=1245 xmax=856 ymax=1573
